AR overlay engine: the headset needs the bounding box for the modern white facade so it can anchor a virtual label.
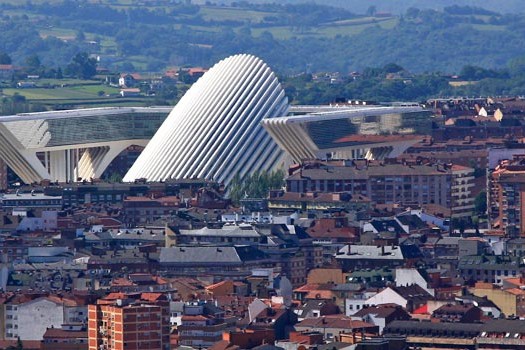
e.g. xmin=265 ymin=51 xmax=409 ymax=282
xmin=0 ymin=107 xmax=170 ymax=183
xmin=262 ymin=105 xmax=432 ymax=162
xmin=124 ymin=54 xmax=289 ymax=186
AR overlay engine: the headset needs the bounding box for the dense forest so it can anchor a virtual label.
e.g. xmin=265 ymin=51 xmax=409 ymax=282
xmin=1 ymin=1 xmax=525 ymax=75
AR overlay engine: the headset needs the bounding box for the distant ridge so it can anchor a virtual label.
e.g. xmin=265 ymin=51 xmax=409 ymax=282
xmin=208 ymin=0 xmax=525 ymax=14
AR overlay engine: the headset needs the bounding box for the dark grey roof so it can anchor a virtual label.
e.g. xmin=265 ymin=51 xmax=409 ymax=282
xmin=158 ymin=246 xmax=268 ymax=264
xmin=108 ymin=228 xmax=165 ymax=241
xmin=331 ymin=283 xmax=363 ymax=292
xmin=459 ymin=255 xmax=523 ymax=270
xmin=296 ymin=300 xmax=336 ymax=316
xmin=370 ymin=219 xmax=406 ymax=235
xmin=288 ymin=163 xmax=449 ymax=181
xmin=317 ymin=342 xmax=353 ymax=350
xmin=392 ymin=285 xmax=433 ymax=302
xmin=481 ymin=319 xmax=525 ymax=333
xmin=436 ymin=237 xmax=462 ymax=246
xmin=385 ymin=320 xmax=482 ymax=336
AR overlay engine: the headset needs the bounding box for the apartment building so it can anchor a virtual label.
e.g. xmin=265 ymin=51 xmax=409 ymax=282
xmin=490 ymin=156 xmax=525 ymax=237
xmin=177 ymin=301 xmax=236 ymax=348
xmin=2 ymin=294 xmax=86 ymax=341
xmin=88 ymin=293 xmax=170 ymax=350
xmin=286 ymin=160 xmax=474 ymax=218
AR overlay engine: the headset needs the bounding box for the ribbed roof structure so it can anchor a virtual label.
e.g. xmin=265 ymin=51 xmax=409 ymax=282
xmin=124 ymin=54 xmax=289 ymax=185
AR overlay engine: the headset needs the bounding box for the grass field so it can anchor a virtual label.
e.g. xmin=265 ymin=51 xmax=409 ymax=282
xmin=1 ymin=80 xmax=130 ymax=109
xmin=251 ymin=17 xmax=398 ymax=39
xmin=3 ymin=87 xmax=114 ymax=100
xmin=199 ymin=6 xmax=274 ymax=23
xmin=470 ymin=24 xmax=505 ymax=31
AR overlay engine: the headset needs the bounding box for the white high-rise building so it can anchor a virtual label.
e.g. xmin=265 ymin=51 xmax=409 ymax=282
xmin=124 ymin=54 xmax=290 ymax=186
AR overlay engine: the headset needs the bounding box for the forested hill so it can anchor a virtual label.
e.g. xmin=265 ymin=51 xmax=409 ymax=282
xmin=1 ymin=1 xmax=525 ymax=74
xmin=220 ymin=0 xmax=525 ymax=15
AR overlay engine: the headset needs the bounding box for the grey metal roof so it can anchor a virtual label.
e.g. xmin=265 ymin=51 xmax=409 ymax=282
xmin=160 ymin=246 xmax=238 ymax=264
xmin=436 ymin=237 xmax=462 ymax=246
xmin=336 ymin=245 xmax=405 ymax=260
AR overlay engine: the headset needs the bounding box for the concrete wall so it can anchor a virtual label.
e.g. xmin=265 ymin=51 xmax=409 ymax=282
xmin=13 ymin=298 xmax=64 ymax=340
xmin=472 ymin=286 xmax=516 ymax=317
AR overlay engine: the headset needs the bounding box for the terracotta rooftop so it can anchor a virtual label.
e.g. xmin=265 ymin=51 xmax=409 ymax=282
xmin=43 ymin=328 xmax=87 ymax=339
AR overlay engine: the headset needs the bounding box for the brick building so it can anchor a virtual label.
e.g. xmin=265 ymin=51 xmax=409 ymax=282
xmin=88 ymin=292 xmax=170 ymax=350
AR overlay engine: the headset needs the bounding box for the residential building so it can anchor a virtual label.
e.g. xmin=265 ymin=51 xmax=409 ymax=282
xmin=42 ymin=326 xmax=88 ymax=350
xmin=490 ymin=157 xmax=525 ymax=236
xmin=267 ymin=190 xmax=371 ymax=214
xmin=87 ymin=292 xmax=170 ymax=350
xmin=335 ymin=244 xmax=423 ymax=271
xmin=294 ymin=316 xmax=379 ymax=342
xmin=385 ymin=319 xmax=525 ymax=350
xmin=365 ymin=285 xmax=434 ymax=313
xmin=157 ymin=246 xmax=273 ymax=280
xmin=1 ymin=193 xmax=62 ymax=213
xmin=431 ymin=304 xmax=483 ymax=323
xmin=165 ymin=225 xmax=264 ymax=247
xmin=177 ymin=301 xmax=236 ymax=348
xmin=286 ymin=160 xmax=475 ymax=218
xmin=459 ymin=255 xmax=523 ymax=285
xmin=472 ymin=282 xmax=525 ymax=317
xmin=3 ymin=294 xmax=86 ymax=341
xmin=351 ymin=305 xmax=410 ymax=333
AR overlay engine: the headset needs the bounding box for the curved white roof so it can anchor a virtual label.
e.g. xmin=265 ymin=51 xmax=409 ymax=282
xmin=124 ymin=54 xmax=289 ymax=185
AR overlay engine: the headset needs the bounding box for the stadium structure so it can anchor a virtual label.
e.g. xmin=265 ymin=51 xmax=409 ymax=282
xmin=123 ymin=54 xmax=289 ymax=186
xmin=0 ymin=107 xmax=170 ymax=184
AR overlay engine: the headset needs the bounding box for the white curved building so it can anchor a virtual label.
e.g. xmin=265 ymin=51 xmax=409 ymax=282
xmin=124 ymin=54 xmax=289 ymax=186
xmin=0 ymin=107 xmax=170 ymax=184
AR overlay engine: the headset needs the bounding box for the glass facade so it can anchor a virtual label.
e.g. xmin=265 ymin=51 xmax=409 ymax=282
xmin=4 ymin=112 xmax=168 ymax=149
xmin=304 ymin=110 xmax=432 ymax=149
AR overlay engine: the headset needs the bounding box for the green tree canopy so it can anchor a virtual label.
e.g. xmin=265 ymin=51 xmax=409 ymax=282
xmin=229 ymin=169 xmax=286 ymax=205
xmin=65 ymin=52 xmax=97 ymax=79
xmin=0 ymin=52 xmax=12 ymax=65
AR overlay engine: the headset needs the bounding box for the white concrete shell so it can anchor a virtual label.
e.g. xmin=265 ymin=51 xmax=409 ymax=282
xmin=124 ymin=54 xmax=289 ymax=186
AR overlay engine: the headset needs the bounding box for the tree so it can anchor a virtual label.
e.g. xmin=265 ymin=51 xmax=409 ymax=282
xmin=0 ymin=52 xmax=12 ymax=64
xmin=65 ymin=52 xmax=97 ymax=79
xmin=25 ymin=54 xmax=41 ymax=74
xmin=76 ymin=30 xmax=85 ymax=41
xmin=228 ymin=169 xmax=285 ymax=205
xmin=366 ymin=5 xmax=377 ymax=17
xmin=474 ymin=192 xmax=487 ymax=216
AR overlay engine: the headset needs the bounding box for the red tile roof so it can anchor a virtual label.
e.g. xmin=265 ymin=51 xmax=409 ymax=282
xmin=43 ymin=328 xmax=87 ymax=339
